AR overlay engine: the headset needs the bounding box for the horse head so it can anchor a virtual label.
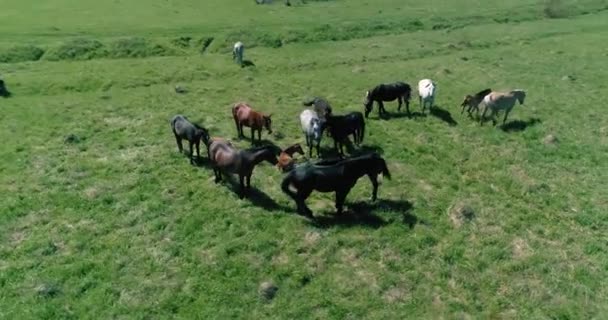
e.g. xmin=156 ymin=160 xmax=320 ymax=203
xmin=460 ymin=95 xmax=473 ymax=107
xmin=263 ymin=114 xmax=273 ymax=134
xmin=513 ymin=90 xmax=526 ymax=105
xmin=363 ymin=91 xmax=373 ymax=118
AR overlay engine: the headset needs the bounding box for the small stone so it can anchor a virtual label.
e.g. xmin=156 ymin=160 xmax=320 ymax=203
xmin=561 ymin=75 xmax=576 ymax=81
xmin=174 ymin=85 xmax=188 ymax=94
xmin=543 ymin=134 xmax=558 ymax=145
xmin=258 ymin=281 xmax=278 ymax=301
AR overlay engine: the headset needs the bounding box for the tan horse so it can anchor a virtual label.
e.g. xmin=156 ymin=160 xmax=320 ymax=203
xmin=480 ymin=90 xmax=526 ymax=126
xmin=232 ymin=102 xmax=272 ymax=144
xmin=208 ymin=139 xmax=278 ymax=199
xmin=277 ymin=143 xmax=305 ymax=172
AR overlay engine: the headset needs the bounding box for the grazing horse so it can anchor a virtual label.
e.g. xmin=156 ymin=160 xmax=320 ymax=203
xmin=281 ymin=152 xmax=391 ymax=218
xmin=232 ymin=102 xmax=272 ymax=144
xmin=480 ymin=90 xmax=526 ymax=126
xmin=364 ymin=82 xmax=412 ymax=118
xmin=460 ymin=88 xmax=492 ymax=118
xmin=277 ymin=143 xmax=305 ymax=172
xmin=325 ymin=112 xmax=365 ymax=156
xmin=208 ymin=141 xmax=278 ymax=199
xmin=232 ymin=41 xmax=244 ymax=66
xmin=418 ymin=79 xmax=437 ymax=114
xmin=0 ymin=79 xmax=10 ymax=98
xmin=300 ymin=109 xmax=324 ymax=158
xmin=170 ymin=115 xmax=210 ymax=165
xmin=303 ymin=96 xmax=332 ymax=119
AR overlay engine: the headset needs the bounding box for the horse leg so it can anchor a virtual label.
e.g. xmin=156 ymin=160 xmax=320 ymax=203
xmin=480 ymin=106 xmax=488 ymax=125
xmin=239 ymin=175 xmax=246 ymax=199
xmin=246 ymin=173 xmax=252 ymax=189
xmin=368 ymin=174 xmax=379 ymax=201
xmin=316 ymin=141 xmax=321 ymax=158
xmin=174 ymin=134 xmax=183 ymax=153
xmin=297 ymin=188 xmax=314 ymax=218
xmin=335 ymin=189 xmax=349 ymax=215
xmin=419 ymin=96 xmax=423 ymax=113
xmin=196 ymin=141 xmax=201 ymax=162
xmin=503 ymin=108 xmax=511 ymax=125
xmin=397 ymin=96 xmax=403 ymax=112
xmin=378 ymin=101 xmax=385 ymax=116
xmin=258 ymin=129 xmax=262 ymax=143
xmin=188 ymin=141 xmax=195 ymax=164
xmin=491 ymin=110 xmax=498 ymax=126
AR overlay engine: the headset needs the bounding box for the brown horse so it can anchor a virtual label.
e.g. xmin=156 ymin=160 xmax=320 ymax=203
xmin=232 ymin=102 xmax=272 ymax=144
xmin=277 ymin=143 xmax=305 ymax=172
xmin=208 ymin=139 xmax=278 ymax=199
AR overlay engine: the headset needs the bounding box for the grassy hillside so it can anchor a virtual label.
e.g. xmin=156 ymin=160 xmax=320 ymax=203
xmin=1 ymin=0 xmax=608 ymax=318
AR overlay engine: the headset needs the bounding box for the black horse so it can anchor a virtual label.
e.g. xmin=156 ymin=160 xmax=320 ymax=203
xmin=303 ymin=96 xmax=332 ymax=119
xmin=281 ymin=152 xmax=391 ymax=219
xmin=364 ymin=82 xmax=412 ymax=118
xmin=325 ymin=112 xmax=365 ymax=156
xmin=170 ymin=114 xmax=210 ymax=165
xmin=0 ymin=79 xmax=11 ymax=98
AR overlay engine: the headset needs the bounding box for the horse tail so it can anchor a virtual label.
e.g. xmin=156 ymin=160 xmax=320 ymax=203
xmin=359 ymin=115 xmax=365 ymax=144
xmin=302 ymin=97 xmax=316 ymax=106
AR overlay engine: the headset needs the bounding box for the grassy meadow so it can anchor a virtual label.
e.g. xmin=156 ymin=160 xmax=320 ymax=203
xmin=1 ymin=0 xmax=608 ymax=318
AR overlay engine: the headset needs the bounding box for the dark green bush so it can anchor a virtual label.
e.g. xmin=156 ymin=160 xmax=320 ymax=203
xmin=0 ymin=45 xmax=45 ymax=63
xmin=44 ymin=38 xmax=105 ymax=61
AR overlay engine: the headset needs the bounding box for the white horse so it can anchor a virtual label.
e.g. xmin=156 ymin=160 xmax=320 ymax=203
xmin=232 ymin=41 xmax=244 ymax=66
xmin=300 ymin=109 xmax=323 ymax=158
xmin=480 ymin=90 xmax=526 ymax=126
xmin=418 ymin=79 xmax=436 ymax=114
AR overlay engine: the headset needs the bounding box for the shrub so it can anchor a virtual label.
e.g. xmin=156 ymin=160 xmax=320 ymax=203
xmin=0 ymin=45 xmax=45 ymax=63
xmin=108 ymin=37 xmax=173 ymax=58
xmin=44 ymin=38 xmax=105 ymax=61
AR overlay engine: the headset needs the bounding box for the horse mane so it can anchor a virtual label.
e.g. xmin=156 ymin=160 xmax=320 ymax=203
xmin=475 ymin=88 xmax=492 ymax=98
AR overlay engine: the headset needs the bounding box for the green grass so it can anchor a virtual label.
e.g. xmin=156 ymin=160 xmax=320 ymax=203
xmin=2 ymin=0 xmax=608 ymax=318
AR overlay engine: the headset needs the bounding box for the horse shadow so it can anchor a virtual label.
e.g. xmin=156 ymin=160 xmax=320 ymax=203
xmin=429 ymin=105 xmax=458 ymax=126
xmin=380 ymin=111 xmax=426 ymax=120
xmin=241 ymin=60 xmax=256 ymax=68
xmin=192 ymin=155 xmax=214 ymax=169
xmin=220 ymin=173 xmax=291 ymax=212
xmin=500 ymin=117 xmax=541 ymax=132
xmin=311 ymin=199 xmax=419 ymax=229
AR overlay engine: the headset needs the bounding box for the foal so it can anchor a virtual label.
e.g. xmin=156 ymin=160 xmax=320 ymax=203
xmin=480 ymin=90 xmax=526 ymax=126
xmin=364 ymin=82 xmax=412 ymax=118
xmin=170 ymin=115 xmax=210 ymax=165
xmin=233 ymin=41 xmax=244 ymax=66
xmin=325 ymin=112 xmax=365 ymax=156
xmin=277 ymin=143 xmax=305 ymax=172
xmin=208 ymin=140 xmax=278 ymax=199
xmin=460 ymin=88 xmax=492 ymax=118
xmin=232 ymin=102 xmax=272 ymax=144
xmin=281 ymin=152 xmax=391 ymax=218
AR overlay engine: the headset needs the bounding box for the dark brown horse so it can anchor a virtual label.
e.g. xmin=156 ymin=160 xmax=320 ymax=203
xmin=232 ymin=102 xmax=272 ymax=144
xmin=460 ymin=88 xmax=492 ymax=118
xmin=277 ymin=143 xmax=305 ymax=172
xmin=364 ymin=82 xmax=412 ymax=118
xmin=208 ymin=139 xmax=278 ymax=199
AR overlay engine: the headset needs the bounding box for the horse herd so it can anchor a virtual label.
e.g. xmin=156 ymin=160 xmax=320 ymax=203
xmin=171 ymin=77 xmax=527 ymax=220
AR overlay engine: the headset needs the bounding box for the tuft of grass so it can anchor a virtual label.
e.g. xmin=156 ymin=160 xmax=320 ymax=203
xmin=0 ymin=45 xmax=45 ymax=63
xmin=544 ymin=0 xmax=569 ymax=18
xmin=107 ymin=37 xmax=175 ymax=59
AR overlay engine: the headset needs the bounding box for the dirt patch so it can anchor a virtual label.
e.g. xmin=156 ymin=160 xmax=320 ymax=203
xmin=448 ymin=202 xmax=475 ymax=228
xmin=512 ymin=237 xmax=532 ymax=259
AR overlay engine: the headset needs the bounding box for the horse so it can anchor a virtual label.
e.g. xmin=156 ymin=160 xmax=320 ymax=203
xmin=300 ymin=109 xmax=324 ymax=158
xmin=325 ymin=112 xmax=365 ymax=156
xmin=281 ymin=152 xmax=391 ymax=218
xmin=232 ymin=41 xmax=244 ymax=66
xmin=479 ymin=90 xmax=526 ymax=126
xmin=277 ymin=143 xmax=305 ymax=172
xmin=208 ymin=140 xmax=278 ymax=199
xmin=170 ymin=115 xmax=210 ymax=165
xmin=364 ymin=82 xmax=412 ymax=118
xmin=232 ymin=102 xmax=272 ymax=144
xmin=0 ymin=79 xmax=10 ymax=98
xmin=303 ymin=96 xmax=332 ymax=119
xmin=460 ymin=88 xmax=492 ymax=118
xmin=418 ymin=79 xmax=437 ymax=114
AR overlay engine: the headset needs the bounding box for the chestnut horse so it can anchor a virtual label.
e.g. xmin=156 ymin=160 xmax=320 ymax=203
xmin=208 ymin=139 xmax=278 ymax=199
xmin=232 ymin=102 xmax=272 ymax=144
xmin=277 ymin=143 xmax=305 ymax=172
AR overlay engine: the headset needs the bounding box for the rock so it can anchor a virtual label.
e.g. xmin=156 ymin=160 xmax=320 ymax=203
xmin=543 ymin=134 xmax=558 ymax=145
xmin=258 ymin=281 xmax=278 ymax=300
xmin=64 ymin=134 xmax=81 ymax=144
xmin=174 ymin=85 xmax=188 ymax=94
xmin=36 ymin=283 xmax=60 ymax=298
xmin=561 ymin=75 xmax=576 ymax=81
xmin=448 ymin=203 xmax=475 ymax=228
